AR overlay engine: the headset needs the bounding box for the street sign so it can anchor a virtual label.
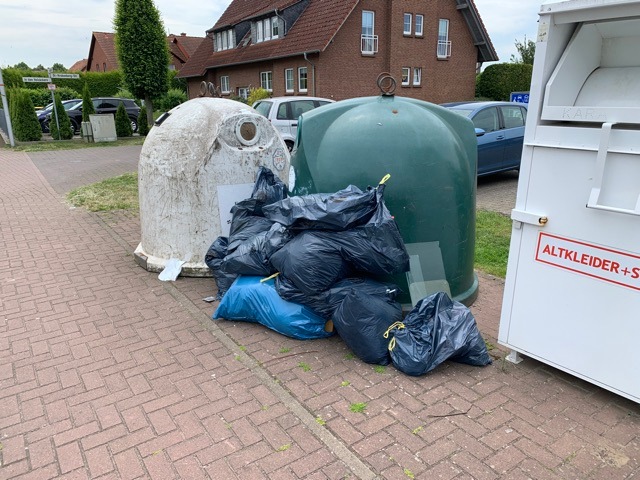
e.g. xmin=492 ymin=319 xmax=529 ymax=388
xmin=22 ymin=77 xmax=51 ymax=83
xmin=48 ymin=84 xmax=56 ymax=91
xmin=50 ymin=73 xmax=80 ymax=79
xmin=510 ymin=91 xmax=530 ymax=104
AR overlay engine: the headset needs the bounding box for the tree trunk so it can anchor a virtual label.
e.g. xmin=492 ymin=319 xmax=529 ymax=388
xmin=145 ymin=94 xmax=154 ymax=128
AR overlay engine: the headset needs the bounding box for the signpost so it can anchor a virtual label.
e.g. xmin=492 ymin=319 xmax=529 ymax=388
xmin=18 ymin=71 xmax=81 ymax=140
xmin=0 ymin=67 xmax=15 ymax=147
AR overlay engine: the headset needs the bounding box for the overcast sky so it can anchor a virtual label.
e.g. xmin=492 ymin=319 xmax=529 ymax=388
xmin=0 ymin=0 xmax=542 ymax=70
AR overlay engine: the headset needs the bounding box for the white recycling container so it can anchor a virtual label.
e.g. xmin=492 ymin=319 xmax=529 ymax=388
xmin=499 ymin=0 xmax=640 ymax=403
xmin=134 ymin=97 xmax=290 ymax=276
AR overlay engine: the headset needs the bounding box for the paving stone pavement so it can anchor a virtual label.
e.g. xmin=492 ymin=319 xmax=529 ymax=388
xmin=1 ymin=145 xmax=639 ymax=479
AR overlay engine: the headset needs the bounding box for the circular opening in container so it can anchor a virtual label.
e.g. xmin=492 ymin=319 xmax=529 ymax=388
xmin=236 ymin=120 xmax=260 ymax=146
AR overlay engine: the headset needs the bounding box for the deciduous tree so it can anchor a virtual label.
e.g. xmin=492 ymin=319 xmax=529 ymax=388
xmin=114 ymin=0 xmax=169 ymax=127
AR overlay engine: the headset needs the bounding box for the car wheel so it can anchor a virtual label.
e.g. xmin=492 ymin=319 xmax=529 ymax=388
xmin=285 ymin=140 xmax=294 ymax=152
xmin=41 ymin=121 xmax=50 ymax=134
xmin=70 ymin=120 xmax=79 ymax=136
xmin=130 ymin=118 xmax=138 ymax=133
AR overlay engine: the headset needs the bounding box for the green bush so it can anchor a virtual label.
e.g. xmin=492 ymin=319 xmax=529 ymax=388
xmin=247 ymin=87 xmax=270 ymax=106
xmin=157 ymin=88 xmax=187 ymax=111
xmin=115 ymin=102 xmax=132 ymax=137
xmin=229 ymin=94 xmax=248 ymax=104
xmin=476 ymin=63 xmax=533 ymax=101
xmin=137 ymin=105 xmax=149 ymax=136
xmin=10 ymin=88 xmax=42 ymax=142
xmin=81 ymin=83 xmax=95 ymax=123
xmin=168 ymin=70 xmax=187 ymax=93
xmin=48 ymin=93 xmax=74 ymax=140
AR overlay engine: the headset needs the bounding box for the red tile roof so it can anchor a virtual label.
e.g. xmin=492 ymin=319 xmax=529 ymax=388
xmin=179 ymin=0 xmax=359 ymax=78
xmin=88 ymin=32 xmax=205 ymax=71
xmin=213 ymin=0 xmax=301 ymax=29
xmin=69 ymin=58 xmax=87 ymax=72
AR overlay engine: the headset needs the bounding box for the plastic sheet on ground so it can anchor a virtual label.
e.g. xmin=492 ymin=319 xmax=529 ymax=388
xmin=213 ymin=275 xmax=333 ymax=340
xmin=386 ymin=292 xmax=492 ymax=376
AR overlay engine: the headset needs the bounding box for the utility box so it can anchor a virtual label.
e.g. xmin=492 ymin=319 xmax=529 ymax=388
xmin=500 ymin=0 xmax=640 ymax=403
xmin=89 ymin=114 xmax=116 ymax=142
xmin=134 ymin=98 xmax=289 ymax=276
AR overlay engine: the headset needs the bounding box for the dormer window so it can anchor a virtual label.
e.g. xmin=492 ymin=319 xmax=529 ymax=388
xmin=253 ymin=16 xmax=282 ymax=44
xmin=214 ymin=29 xmax=235 ymax=52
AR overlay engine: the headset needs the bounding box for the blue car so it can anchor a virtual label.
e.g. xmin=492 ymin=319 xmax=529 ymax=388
xmin=443 ymin=101 xmax=528 ymax=176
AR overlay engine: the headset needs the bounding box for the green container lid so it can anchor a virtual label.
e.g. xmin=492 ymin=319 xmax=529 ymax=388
xmin=290 ymin=95 xmax=478 ymax=305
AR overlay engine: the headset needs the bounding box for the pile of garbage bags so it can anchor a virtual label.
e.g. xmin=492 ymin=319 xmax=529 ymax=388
xmin=207 ymin=167 xmax=491 ymax=375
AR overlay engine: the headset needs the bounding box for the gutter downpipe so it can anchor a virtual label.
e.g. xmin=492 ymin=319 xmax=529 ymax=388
xmin=303 ymin=52 xmax=316 ymax=97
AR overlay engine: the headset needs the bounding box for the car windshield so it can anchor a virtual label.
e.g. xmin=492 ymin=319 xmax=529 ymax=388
xmin=449 ymin=109 xmax=474 ymax=118
xmin=253 ymin=101 xmax=272 ymax=117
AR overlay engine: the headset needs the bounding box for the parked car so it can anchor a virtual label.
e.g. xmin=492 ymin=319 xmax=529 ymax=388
xmin=46 ymin=97 xmax=141 ymax=135
xmin=252 ymin=96 xmax=335 ymax=151
xmin=443 ymin=101 xmax=528 ymax=176
xmin=37 ymin=99 xmax=82 ymax=133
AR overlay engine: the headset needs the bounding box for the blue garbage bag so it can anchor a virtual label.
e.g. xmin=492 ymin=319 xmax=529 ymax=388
xmin=386 ymin=292 xmax=492 ymax=376
xmin=213 ymin=276 xmax=333 ymax=340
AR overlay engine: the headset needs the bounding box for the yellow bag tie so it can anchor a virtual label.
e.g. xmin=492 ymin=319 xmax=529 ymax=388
xmin=379 ymin=174 xmax=391 ymax=185
xmin=260 ymin=272 xmax=280 ymax=283
xmin=383 ymin=321 xmax=405 ymax=352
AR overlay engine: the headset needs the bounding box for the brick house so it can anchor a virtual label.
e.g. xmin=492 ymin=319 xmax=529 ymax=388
xmin=86 ymin=32 xmax=205 ymax=72
xmin=178 ymin=0 xmax=497 ymax=103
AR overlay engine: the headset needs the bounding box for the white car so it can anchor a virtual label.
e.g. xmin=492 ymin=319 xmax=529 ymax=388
xmin=253 ymin=96 xmax=335 ymax=151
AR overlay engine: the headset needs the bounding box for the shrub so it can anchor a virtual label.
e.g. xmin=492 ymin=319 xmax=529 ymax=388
xmin=137 ymin=105 xmax=149 ymax=136
xmin=168 ymin=70 xmax=187 ymax=93
xmin=115 ymin=102 xmax=132 ymax=137
xmin=229 ymin=94 xmax=248 ymax=104
xmin=247 ymin=87 xmax=270 ymax=106
xmin=156 ymin=88 xmax=187 ymax=111
xmin=81 ymin=83 xmax=95 ymax=123
xmin=48 ymin=93 xmax=74 ymax=140
xmin=10 ymin=88 xmax=42 ymax=141
xmin=476 ymin=63 xmax=533 ymax=101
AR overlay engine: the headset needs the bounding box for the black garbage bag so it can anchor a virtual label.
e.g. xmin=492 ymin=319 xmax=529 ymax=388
xmin=337 ymin=190 xmax=410 ymax=275
xmin=386 ymin=292 xmax=492 ymax=376
xmin=269 ymin=231 xmax=353 ymax=295
xmin=275 ymin=276 xmax=401 ymax=320
xmin=204 ymin=236 xmax=238 ymax=299
xmin=227 ymin=199 xmax=275 ymax=252
xmin=221 ymin=223 xmax=292 ymax=276
xmin=251 ymin=166 xmax=288 ymax=205
xmin=262 ymin=184 xmax=379 ymax=231
xmin=333 ymin=288 xmax=402 ymax=365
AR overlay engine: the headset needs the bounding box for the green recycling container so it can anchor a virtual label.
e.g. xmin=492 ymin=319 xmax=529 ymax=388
xmin=289 ymin=94 xmax=478 ymax=305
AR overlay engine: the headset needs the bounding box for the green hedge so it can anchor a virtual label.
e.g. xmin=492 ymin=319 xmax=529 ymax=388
xmin=29 ymin=87 xmax=80 ymax=109
xmin=2 ymin=68 xmax=124 ymax=98
xmin=476 ymin=63 xmax=533 ymax=101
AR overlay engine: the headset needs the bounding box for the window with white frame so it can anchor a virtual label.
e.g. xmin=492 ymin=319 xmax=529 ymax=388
xmin=238 ymin=87 xmax=249 ymax=99
xmin=403 ymin=14 xmax=412 ymax=35
xmin=413 ymin=67 xmax=422 ymax=86
xmin=415 ymin=15 xmax=424 ymax=36
xmin=215 ymin=29 xmax=235 ymax=51
xmin=285 ymin=68 xmax=294 ymax=92
xmin=257 ymin=21 xmax=264 ymax=43
xmin=298 ymin=67 xmax=308 ymax=92
xmin=401 ymin=67 xmax=410 ymax=86
xmin=361 ymin=10 xmax=377 ymax=54
xmin=220 ymin=76 xmax=230 ymax=94
xmin=437 ymin=19 xmax=451 ymax=58
xmin=260 ymin=71 xmax=273 ymax=91
xmin=255 ymin=17 xmax=280 ymax=44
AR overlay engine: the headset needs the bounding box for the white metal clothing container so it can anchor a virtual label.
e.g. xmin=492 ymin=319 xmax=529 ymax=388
xmin=135 ymin=97 xmax=290 ymax=276
xmin=500 ymin=0 xmax=640 ymax=403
